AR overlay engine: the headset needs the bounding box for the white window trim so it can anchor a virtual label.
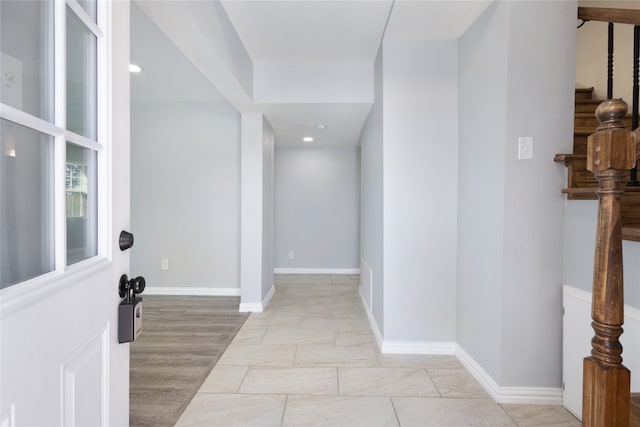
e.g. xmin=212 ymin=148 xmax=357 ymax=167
xmin=0 ymin=0 xmax=113 ymax=309
xmin=0 ymin=258 xmax=111 ymax=316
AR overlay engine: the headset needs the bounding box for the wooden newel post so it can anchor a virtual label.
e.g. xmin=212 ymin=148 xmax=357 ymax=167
xmin=582 ymin=99 xmax=636 ymax=427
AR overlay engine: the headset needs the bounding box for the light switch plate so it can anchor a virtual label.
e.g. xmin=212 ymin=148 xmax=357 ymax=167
xmin=518 ymin=137 xmax=534 ymax=160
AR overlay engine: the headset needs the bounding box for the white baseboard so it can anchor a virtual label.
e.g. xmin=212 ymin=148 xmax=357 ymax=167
xmin=358 ymin=285 xmax=455 ymax=355
xmin=273 ymin=268 xmax=360 ymax=275
xmin=239 ymin=284 xmax=275 ymax=313
xmin=262 ymin=283 xmax=275 ymax=309
xmin=238 ymin=302 xmax=262 ymax=312
xmin=356 ymin=284 xmax=561 ymax=405
xmin=143 ymin=286 xmax=240 ymax=296
xmin=382 ymin=341 xmax=456 ymax=355
xmin=455 ymin=345 xmax=562 ymax=405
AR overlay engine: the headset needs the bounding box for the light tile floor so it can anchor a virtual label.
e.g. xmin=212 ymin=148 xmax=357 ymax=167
xmin=177 ymin=275 xmax=580 ymax=427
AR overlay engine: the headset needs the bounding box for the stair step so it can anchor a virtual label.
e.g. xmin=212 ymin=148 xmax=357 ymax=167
xmin=575 ymin=127 xmax=597 ymax=136
xmin=575 ymin=87 xmax=595 ymax=100
xmin=574 ymin=115 xmax=634 ymax=131
xmin=632 ymin=393 xmax=640 ymax=427
xmin=574 ymin=113 xmax=600 ymax=129
xmin=575 ymin=99 xmax=602 ymax=113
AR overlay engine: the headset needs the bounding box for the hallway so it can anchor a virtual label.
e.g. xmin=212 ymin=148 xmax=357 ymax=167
xmin=175 ymin=275 xmax=579 ymax=426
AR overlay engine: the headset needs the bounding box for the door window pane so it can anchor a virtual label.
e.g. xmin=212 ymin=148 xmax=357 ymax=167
xmin=0 ymin=1 xmax=54 ymax=122
xmin=1 ymin=119 xmax=54 ymax=288
xmin=66 ymin=7 xmax=97 ymax=140
xmin=66 ymin=143 xmax=97 ymax=265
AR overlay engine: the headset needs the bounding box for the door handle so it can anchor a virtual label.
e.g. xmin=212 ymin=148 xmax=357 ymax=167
xmin=119 ymin=274 xmax=145 ymax=302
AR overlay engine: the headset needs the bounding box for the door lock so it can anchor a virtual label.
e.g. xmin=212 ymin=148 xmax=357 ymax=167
xmin=118 ymin=274 xmax=145 ymax=344
xmin=119 ymin=230 xmax=134 ymax=251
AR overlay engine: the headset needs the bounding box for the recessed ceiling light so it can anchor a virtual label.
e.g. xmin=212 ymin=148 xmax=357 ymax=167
xmin=129 ymin=64 xmax=142 ymax=73
xmin=302 ymin=137 xmax=314 ymax=142
xmin=315 ymin=124 xmax=327 ymax=130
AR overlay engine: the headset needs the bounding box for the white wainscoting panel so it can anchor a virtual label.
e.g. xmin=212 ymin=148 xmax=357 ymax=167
xmin=562 ymin=285 xmax=640 ymax=419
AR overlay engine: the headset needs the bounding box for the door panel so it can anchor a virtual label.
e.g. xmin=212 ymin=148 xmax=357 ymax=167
xmin=61 ymin=327 xmax=108 ymax=427
xmin=1 ymin=265 xmax=129 ymax=425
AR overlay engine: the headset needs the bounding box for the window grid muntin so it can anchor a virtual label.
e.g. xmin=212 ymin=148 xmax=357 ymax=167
xmin=67 ymin=0 xmax=102 ymax=38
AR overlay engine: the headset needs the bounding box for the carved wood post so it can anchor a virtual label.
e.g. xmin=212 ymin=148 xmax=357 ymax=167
xmin=583 ymin=99 xmax=636 ymax=427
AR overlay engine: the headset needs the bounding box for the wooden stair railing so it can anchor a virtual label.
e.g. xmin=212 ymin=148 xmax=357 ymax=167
xmin=559 ymin=8 xmax=640 ymax=426
xmin=556 ymin=89 xmax=640 ymax=241
xmin=582 ymin=99 xmax=640 ymax=427
xmin=557 ymin=5 xmax=640 ymax=241
xmin=578 ymin=7 xmax=640 ymax=26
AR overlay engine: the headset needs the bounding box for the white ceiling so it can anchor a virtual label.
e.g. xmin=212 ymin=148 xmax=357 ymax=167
xmin=385 ymin=0 xmax=493 ymax=40
xmin=219 ymin=0 xmax=392 ymax=147
xmin=262 ymin=103 xmax=374 ymax=147
xmin=132 ymin=0 xmax=493 ymax=147
xmin=220 ymin=0 xmax=393 ymax=64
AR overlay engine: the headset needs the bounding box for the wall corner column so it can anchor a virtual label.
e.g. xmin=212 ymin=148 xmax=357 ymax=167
xmin=240 ymin=112 xmax=265 ymax=310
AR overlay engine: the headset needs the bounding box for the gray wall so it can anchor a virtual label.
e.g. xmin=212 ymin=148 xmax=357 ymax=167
xmin=500 ymin=0 xmax=576 ymax=387
xmin=274 ymin=146 xmax=361 ymax=270
xmin=382 ymin=38 xmax=458 ymax=342
xmin=457 ymin=1 xmax=508 ymax=382
xmin=130 ymin=101 xmax=240 ymax=289
xmin=457 ymin=0 xmax=576 ymax=387
xmin=360 ymin=48 xmax=385 ymax=333
xmin=130 ymin=3 xmax=242 ymax=291
xmin=262 ymin=117 xmax=275 ymax=298
xmin=360 ymin=38 xmax=459 ymax=342
xmin=240 ymin=113 xmax=275 ymax=306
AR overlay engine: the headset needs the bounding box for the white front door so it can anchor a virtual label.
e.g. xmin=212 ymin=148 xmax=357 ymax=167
xmin=0 ymin=1 xmax=131 ymax=425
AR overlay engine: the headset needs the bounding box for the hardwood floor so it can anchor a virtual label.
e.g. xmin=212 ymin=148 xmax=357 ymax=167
xmin=130 ymin=295 xmax=248 ymax=426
